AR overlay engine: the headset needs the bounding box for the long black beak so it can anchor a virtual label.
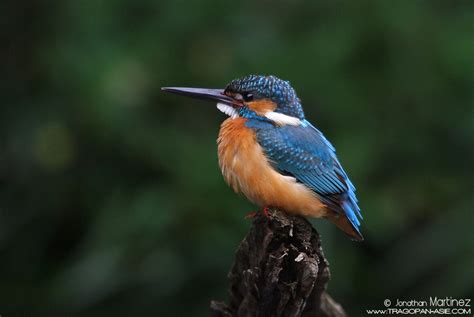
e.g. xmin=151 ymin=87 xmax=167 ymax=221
xmin=161 ymin=87 xmax=235 ymax=105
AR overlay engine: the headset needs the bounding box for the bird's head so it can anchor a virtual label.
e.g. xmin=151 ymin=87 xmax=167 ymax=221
xmin=162 ymin=75 xmax=305 ymax=126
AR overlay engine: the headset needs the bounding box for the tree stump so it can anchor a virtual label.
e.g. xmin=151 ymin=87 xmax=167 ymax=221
xmin=210 ymin=208 xmax=347 ymax=317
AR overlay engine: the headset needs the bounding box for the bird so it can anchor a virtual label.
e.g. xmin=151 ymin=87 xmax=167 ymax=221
xmin=162 ymin=75 xmax=364 ymax=241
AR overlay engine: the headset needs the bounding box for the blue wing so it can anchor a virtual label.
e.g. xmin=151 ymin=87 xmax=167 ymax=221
xmin=248 ymin=119 xmax=363 ymax=238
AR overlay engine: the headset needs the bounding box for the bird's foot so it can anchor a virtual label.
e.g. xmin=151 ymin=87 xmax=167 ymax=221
xmin=245 ymin=207 xmax=272 ymax=219
xmin=263 ymin=206 xmax=272 ymax=218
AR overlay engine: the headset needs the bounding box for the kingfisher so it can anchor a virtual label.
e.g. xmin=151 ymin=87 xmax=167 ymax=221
xmin=162 ymin=75 xmax=364 ymax=241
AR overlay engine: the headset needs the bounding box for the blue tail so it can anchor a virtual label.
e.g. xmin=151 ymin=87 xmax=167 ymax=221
xmin=342 ymin=197 xmax=363 ymax=239
xmin=325 ymin=185 xmax=364 ymax=241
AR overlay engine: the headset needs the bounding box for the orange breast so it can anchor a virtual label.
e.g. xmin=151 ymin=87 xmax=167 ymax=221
xmin=217 ymin=118 xmax=326 ymax=218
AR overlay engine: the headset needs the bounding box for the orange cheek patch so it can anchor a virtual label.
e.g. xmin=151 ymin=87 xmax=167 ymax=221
xmin=246 ymin=99 xmax=277 ymax=116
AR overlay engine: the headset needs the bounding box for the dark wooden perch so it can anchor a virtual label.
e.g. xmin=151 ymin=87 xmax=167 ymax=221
xmin=210 ymin=208 xmax=347 ymax=317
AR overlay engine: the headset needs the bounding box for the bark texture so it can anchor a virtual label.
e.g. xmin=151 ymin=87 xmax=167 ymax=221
xmin=210 ymin=208 xmax=347 ymax=317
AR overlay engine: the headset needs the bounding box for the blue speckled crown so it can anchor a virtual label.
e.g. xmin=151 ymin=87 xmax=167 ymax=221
xmin=225 ymin=75 xmax=305 ymax=119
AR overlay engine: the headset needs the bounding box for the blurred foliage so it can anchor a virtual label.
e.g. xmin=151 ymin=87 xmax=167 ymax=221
xmin=1 ymin=0 xmax=473 ymax=316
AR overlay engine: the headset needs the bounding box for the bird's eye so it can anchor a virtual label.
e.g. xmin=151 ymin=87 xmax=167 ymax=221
xmin=243 ymin=93 xmax=253 ymax=102
xmin=233 ymin=92 xmax=253 ymax=102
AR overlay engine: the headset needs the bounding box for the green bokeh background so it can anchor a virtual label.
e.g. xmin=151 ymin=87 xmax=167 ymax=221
xmin=2 ymin=1 xmax=473 ymax=316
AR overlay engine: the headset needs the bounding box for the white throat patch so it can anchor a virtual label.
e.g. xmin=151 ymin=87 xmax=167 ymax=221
xmin=217 ymin=103 xmax=239 ymax=119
